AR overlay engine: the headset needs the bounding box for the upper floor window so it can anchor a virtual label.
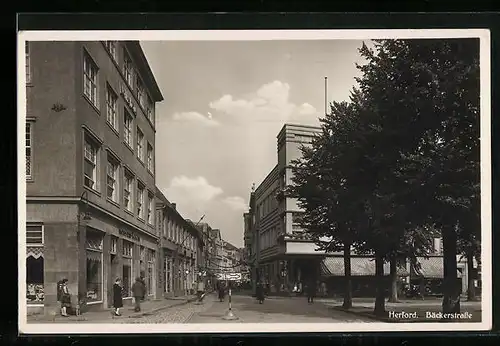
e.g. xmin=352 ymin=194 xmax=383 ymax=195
xmin=124 ymin=109 xmax=133 ymax=148
xmin=146 ymin=97 xmax=154 ymax=123
xmin=147 ymin=143 xmax=153 ymax=173
xmin=106 ymin=85 xmax=118 ymax=132
xmin=124 ymin=170 xmax=134 ymax=212
xmin=84 ymin=136 xmax=100 ymax=191
xmin=136 ymin=77 xmax=145 ymax=109
xmin=105 ymin=41 xmax=117 ymax=61
xmin=83 ymin=52 xmax=99 ymax=107
xmin=106 ymin=155 xmax=119 ymax=203
xmin=136 ymin=127 xmax=144 ymax=162
xmin=147 ymin=192 xmax=154 ymax=225
xmin=123 ymin=51 xmax=134 ymax=87
xmin=26 ymin=122 xmax=32 ymax=179
xmin=137 ymin=182 xmax=145 ymax=220
xmin=25 ymin=42 xmax=31 ymax=83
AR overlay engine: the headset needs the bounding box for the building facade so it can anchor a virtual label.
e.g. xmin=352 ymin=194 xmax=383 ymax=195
xmin=155 ymin=188 xmax=202 ymax=296
xmin=25 ymin=41 xmax=164 ymax=314
xmin=250 ymin=124 xmax=323 ymax=294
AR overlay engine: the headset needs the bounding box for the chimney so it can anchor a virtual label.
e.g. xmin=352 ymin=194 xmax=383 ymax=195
xmin=171 ymin=203 xmax=176 ymax=210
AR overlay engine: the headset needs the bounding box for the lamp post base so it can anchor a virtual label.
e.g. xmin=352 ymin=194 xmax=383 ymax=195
xmin=222 ymin=309 xmax=239 ymax=320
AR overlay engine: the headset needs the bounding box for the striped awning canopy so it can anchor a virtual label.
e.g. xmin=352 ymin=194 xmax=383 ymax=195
xmin=321 ymin=257 xmax=408 ymax=277
xmin=411 ymin=257 xmax=461 ymax=279
xmin=26 ymin=246 xmax=44 ymax=259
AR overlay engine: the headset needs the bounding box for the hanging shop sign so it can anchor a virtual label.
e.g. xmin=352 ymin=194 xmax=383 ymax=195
xmin=119 ymin=229 xmax=140 ymax=242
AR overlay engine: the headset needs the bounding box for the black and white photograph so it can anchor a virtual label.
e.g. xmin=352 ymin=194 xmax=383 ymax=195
xmin=18 ymin=29 xmax=491 ymax=334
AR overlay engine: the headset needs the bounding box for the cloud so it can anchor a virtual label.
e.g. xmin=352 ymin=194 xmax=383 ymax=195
xmin=208 ymin=80 xmax=317 ymax=124
xmin=167 ymin=176 xmax=223 ymax=203
xmin=298 ymin=103 xmax=317 ymax=115
xmin=172 ymin=111 xmax=220 ymax=127
xmin=222 ymin=196 xmax=248 ymax=211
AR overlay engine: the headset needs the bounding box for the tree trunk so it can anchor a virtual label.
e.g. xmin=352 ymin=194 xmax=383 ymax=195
xmin=442 ymin=224 xmax=460 ymax=314
xmin=466 ymin=250 xmax=476 ymax=301
xmin=388 ymin=256 xmax=399 ymax=303
xmin=373 ymin=251 xmax=386 ymax=316
xmin=342 ymin=242 xmax=353 ymax=309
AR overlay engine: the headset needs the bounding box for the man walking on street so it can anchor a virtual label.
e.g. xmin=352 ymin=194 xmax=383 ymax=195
xmin=197 ymin=279 xmax=205 ymax=302
xmin=132 ymin=277 xmax=146 ymax=312
xmin=307 ymin=279 xmax=316 ymax=304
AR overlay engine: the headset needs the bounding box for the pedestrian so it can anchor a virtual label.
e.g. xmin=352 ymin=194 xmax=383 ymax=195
xmin=132 ymin=277 xmax=145 ymax=312
xmin=112 ymin=278 xmax=123 ymax=316
xmin=139 ymin=275 xmax=146 ymax=301
xmin=256 ymin=281 xmax=265 ymax=304
xmin=197 ymin=279 xmax=205 ymax=302
xmin=218 ymin=281 xmax=225 ymax=302
xmin=307 ymin=279 xmax=316 ymax=304
xmin=59 ymin=278 xmax=71 ymax=316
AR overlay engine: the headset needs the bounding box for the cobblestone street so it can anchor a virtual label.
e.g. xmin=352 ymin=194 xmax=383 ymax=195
xmin=187 ymin=294 xmax=371 ymax=323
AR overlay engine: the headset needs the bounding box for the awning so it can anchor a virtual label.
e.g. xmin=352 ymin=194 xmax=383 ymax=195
xmin=26 ymin=246 xmax=44 ymax=259
xmin=411 ymin=257 xmax=461 ymax=279
xmin=321 ymin=257 xmax=409 ymax=277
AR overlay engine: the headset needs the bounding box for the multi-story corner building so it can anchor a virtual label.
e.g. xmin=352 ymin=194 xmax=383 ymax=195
xmin=250 ymin=124 xmax=476 ymax=297
xmin=155 ymin=189 xmax=202 ymax=297
xmin=251 ymin=124 xmax=323 ymax=294
xmin=24 ymin=41 xmax=164 ymax=314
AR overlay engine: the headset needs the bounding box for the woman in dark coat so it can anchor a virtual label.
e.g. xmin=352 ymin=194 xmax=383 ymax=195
xmin=113 ymin=278 xmax=123 ymax=316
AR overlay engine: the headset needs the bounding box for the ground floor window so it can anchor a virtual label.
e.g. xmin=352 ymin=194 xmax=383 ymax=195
xmin=26 ymin=247 xmax=44 ymax=304
xmin=86 ymin=229 xmax=103 ymax=302
xmin=123 ymin=257 xmax=132 ymax=297
xmin=147 ymin=249 xmax=155 ymax=295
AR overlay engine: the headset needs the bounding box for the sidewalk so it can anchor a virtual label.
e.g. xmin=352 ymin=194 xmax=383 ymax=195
xmin=27 ymin=295 xmax=198 ymax=323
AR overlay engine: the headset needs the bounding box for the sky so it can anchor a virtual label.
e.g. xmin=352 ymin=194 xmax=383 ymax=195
xmin=140 ymin=39 xmax=368 ymax=247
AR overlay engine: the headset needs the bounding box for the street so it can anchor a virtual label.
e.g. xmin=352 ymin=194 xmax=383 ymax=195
xmin=118 ymin=293 xmax=371 ymax=324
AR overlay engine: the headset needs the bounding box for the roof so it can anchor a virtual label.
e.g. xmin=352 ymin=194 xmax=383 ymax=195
xmin=223 ymin=241 xmax=238 ymax=251
xmin=321 ymin=257 xmax=409 ymax=277
xmin=125 ymin=41 xmax=164 ymax=102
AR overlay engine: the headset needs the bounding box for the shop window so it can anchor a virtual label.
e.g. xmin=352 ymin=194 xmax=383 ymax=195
xmin=85 ymin=230 xmax=103 ymax=302
xmin=147 ymin=249 xmax=154 ymax=296
xmin=122 ymin=259 xmax=132 ymax=297
xmin=26 ymin=224 xmax=44 ymax=304
xmin=122 ymin=240 xmax=133 ymax=297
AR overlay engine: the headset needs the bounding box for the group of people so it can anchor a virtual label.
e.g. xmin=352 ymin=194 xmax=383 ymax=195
xmin=56 ymin=276 xmax=147 ymax=317
xmin=112 ymin=276 xmax=147 ymax=316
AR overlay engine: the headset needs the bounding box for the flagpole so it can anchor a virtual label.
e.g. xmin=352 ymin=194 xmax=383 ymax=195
xmin=324 ymin=76 xmax=328 ymax=116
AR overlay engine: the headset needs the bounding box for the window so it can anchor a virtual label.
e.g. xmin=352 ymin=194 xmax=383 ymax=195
xmin=27 ymin=224 xmax=43 ymax=244
xmin=146 ymin=97 xmax=154 ymax=123
xmin=26 ymin=122 xmax=32 ymax=179
xmin=124 ymin=170 xmax=134 ymax=212
xmin=86 ymin=230 xmax=103 ymax=302
xmin=83 ymin=52 xmax=98 ymax=106
xmin=136 ymin=127 xmax=144 ymax=162
xmin=106 ymin=85 xmax=118 ymax=131
xmin=123 ymin=240 xmax=133 ymax=257
xmin=106 ymin=157 xmax=119 ymax=203
xmin=105 ymin=41 xmax=117 ymax=61
xmin=26 ymin=224 xmax=44 ymax=304
xmin=136 ymin=77 xmax=145 ymax=108
xmin=137 ymin=183 xmax=145 ymax=219
xmin=25 ymin=42 xmax=31 ymax=83
xmin=124 ymin=109 xmax=133 ymax=148
xmin=147 ymin=249 xmax=155 ymax=296
xmin=123 ymin=51 xmax=133 ymax=86
xmin=147 ymin=192 xmax=154 ymax=225
xmin=84 ymin=136 xmax=99 ymax=191
xmin=147 ymin=143 xmax=153 ymax=172
xmin=110 ymin=236 xmax=117 ymax=254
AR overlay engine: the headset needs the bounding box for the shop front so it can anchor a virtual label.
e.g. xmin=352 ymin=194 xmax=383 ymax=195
xmin=25 ymin=213 xmax=159 ymax=316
